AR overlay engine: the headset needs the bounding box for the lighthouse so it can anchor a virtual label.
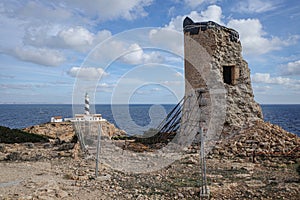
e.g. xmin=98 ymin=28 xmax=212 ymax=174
xmin=62 ymin=92 xmax=106 ymax=122
xmin=85 ymin=92 xmax=90 ymax=115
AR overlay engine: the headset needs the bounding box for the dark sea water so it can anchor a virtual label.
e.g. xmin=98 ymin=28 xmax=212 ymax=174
xmin=260 ymin=104 xmax=300 ymax=136
xmin=0 ymin=104 xmax=299 ymax=136
xmin=0 ymin=104 xmax=174 ymax=135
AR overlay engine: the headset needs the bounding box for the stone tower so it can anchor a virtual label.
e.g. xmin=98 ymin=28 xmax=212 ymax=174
xmin=182 ymin=17 xmax=262 ymax=136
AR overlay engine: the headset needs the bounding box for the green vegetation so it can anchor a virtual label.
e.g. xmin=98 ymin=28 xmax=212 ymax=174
xmin=111 ymin=135 xmax=131 ymax=140
xmin=0 ymin=126 xmax=49 ymax=143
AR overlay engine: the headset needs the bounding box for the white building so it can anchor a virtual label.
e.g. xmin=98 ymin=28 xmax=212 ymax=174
xmin=65 ymin=114 xmax=105 ymax=122
xmin=51 ymin=116 xmax=63 ymax=123
xmin=62 ymin=92 xmax=106 ymax=122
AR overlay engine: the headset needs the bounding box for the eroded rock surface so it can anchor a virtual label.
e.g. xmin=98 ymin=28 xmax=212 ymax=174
xmin=23 ymin=121 xmax=126 ymax=143
xmin=211 ymin=120 xmax=300 ymax=164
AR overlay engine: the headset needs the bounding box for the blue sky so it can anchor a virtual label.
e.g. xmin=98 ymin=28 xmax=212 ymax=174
xmin=0 ymin=0 xmax=299 ymax=104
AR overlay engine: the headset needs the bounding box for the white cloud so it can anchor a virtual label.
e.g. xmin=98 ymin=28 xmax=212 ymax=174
xmin=151 ymin=87 xmax=162 ymax=92
xmin=234 ymin=0 xmax=279 ymax=13
xmin=280 ymin=60 xmax=300 ymax=76
xmin=122 ymin=43 xmax=164 ymax=64
xmin=149 ymin=28 xmax=184 ymax=55
xmin=227 ymin=19 xmax=299 ymax=55
xmin=166 ymin=5 xmax=223 ymax=31
xmin=184 ymin=0 xmax=205 ymax=8
xmin=24 ymin=26 xmax=112 ymax=52
xmin=11 ymin=47 xmax=65 ymax=67
xmin=199 ymin=5 xmax=223 ymax=24
xmin=163 ymin=5 xmax=298 ymax=56
xmin=134 ymin=87 xmax=162 ymax=95
xmin=97 ymin=83 xmax=116 ymax=92
xmin=252 ymin=73 xmax=300 ymax=85
xmin=62 ymin=0 xmax=153 ymax=21
xmin=162 ymin=80 xmax=184 ymax=86
xmin=0 ymin=83 xmax=53 ymax=90
xmin=90 ymin=39 xmax=126 ymax=63
xmin=148 ymin=5 xmax=223 ymax=63
xmin=4 ymin=1 xmax=74 ymax=24
xmin=2 ymin=0 xmax=153 ymax=24
xmin=175 ymin=72 xmax=183 ymax=77
xmin=183 ymin=0 xmax=218 ymax=8
xmin=58 ymin=27 xmax=111 ymax=51
xmin=168 ymin=6 xmax=176 ymax=17
xmin=0 ymin=83 xmax=33 ymax=90
xmin=122 ymin=43 xmax=147 ymax=64
xmin=91 ymin=39 xmax=165 ymax=65
xmin=58 ymin=27 xmax=94 ymax=49
xmin=0 ymin=0 xmax=153 ymax=65
xmin=253 ymin=85 xmax=271 ymax=93
xmin=93 ymin=30 xmax=113 ymax=45
xmin=67 ymin=67 xmax=109 ymax=80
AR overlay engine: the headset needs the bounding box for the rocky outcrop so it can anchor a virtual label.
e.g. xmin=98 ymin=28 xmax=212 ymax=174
xmin=23 ymin=121 xmax=126 ymax=143
xmin=23 ymin=122 xmax=75 ymax=142
xmin=210 ymin=120 xmax=300 ymax=164
xmin=0 ymin=142 xmax=76 ymax=161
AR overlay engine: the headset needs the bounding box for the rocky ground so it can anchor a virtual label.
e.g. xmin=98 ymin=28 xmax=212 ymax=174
xmin=211 ymin=120 xmax=300 ymax=164
xmin=0 ymin=120 xmax=299 ymax=199
xmin=0 ymin=144 xmax=299 ymax=200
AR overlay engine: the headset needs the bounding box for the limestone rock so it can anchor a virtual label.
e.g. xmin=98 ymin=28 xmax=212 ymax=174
xmin=23 ymin=121 xmax=126 ymax=142
xmin=210 ymin=120 xmax=300 ymax=163
xmin=0 ymin=143 xmax=5 ymax=152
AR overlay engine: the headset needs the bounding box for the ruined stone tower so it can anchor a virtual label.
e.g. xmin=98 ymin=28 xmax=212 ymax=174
xmin=182 ymin=17 xmax=263 ymax=137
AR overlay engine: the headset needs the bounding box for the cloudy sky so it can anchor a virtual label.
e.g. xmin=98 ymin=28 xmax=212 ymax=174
xmin=0 ymin=0 xmax=299 ymax=104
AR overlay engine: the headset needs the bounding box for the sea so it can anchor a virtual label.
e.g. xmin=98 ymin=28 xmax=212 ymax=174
xmin=0 ymin=104 xmax=299 ymax=136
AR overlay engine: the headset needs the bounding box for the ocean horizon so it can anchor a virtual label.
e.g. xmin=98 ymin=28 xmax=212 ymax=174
xmin=0 ymin=104 xmax=299 ymax=136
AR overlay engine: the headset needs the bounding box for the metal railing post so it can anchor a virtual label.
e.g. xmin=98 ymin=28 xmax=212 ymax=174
xmin=95 ymin=122 xmax=102 ymax=178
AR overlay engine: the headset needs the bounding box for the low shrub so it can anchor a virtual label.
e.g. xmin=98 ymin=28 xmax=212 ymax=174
xmin=0 ymin=126 xmax=49 ymax=143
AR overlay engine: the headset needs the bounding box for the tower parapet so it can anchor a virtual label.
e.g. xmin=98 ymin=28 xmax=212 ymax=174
xmin=183 ymin=17 xmax=239 ymax=42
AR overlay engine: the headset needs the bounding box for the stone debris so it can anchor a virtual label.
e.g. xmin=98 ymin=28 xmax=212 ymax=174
xmin=210 ymin=120 xmax=300 ymax=164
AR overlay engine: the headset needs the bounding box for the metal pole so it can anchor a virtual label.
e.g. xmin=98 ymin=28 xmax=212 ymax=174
xmin=88 ymin=121 xmax=91 ymax=137
xmin=199 ymin=126 xmax=203 ymax=196
xmin=198 ymin=89 xmax=209 ymax=199
xmin=95 ymin=122 xmax=102 ymax=177
xmin=200 ymin=126 xmax=208 ymax=197
xmin=75 ymin=122 xmax=85 ymax=152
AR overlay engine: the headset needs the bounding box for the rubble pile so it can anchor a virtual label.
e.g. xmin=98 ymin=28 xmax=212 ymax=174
xmin=211 ymin=120 xmax=300 ymax=164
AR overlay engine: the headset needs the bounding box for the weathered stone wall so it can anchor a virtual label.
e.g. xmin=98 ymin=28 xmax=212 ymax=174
xmin=182 ymin=17 xmax=263 ymax=136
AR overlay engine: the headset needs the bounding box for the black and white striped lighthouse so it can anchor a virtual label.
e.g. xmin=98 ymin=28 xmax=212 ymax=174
xmin=85 ymin=92 xmax=90 ymax=115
